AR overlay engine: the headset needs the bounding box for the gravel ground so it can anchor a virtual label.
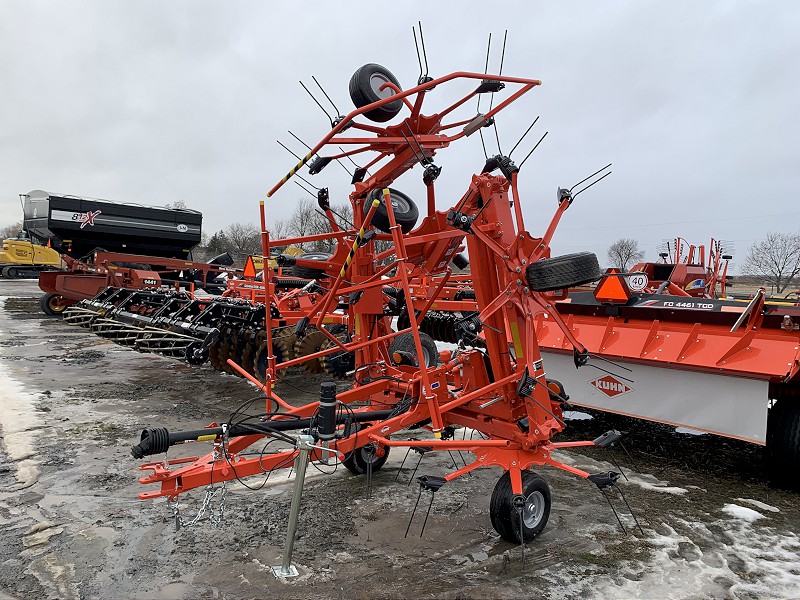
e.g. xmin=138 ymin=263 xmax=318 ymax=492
xmin=1 ymin=279 xmax=799 ymax=600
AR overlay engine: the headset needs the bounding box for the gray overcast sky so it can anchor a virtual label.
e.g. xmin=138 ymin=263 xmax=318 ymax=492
xmin=2 ymin=1 xmax=799 ymax=270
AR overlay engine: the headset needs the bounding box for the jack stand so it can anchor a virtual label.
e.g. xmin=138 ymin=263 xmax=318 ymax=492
xmin=272 ymin=434 xmax=313 ymax=579
xmin=366 ymin=446 xmax=375 ymax=499
xmin=513 ymin=495 xmax=526 ymax=571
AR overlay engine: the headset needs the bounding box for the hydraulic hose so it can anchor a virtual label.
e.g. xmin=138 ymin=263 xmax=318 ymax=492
xmin=131 ymin=409 xmax=395 ymax=459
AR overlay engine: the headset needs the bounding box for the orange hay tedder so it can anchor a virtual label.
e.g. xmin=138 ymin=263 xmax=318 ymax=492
xmin=128 ymin=35 xmax=799 ymax=568
xmin=130 ymin=45 xmax=641 ymax=551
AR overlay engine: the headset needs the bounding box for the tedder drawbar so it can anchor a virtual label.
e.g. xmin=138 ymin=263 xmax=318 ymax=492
xmin=131 ymin=55 xmax=644 ymax=561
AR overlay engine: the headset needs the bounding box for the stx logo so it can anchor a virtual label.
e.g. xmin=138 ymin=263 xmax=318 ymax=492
xmin=589 ymin=375 xmax=634 ymax=398
xmin=79 ymin=210 xmax=102 ymax=229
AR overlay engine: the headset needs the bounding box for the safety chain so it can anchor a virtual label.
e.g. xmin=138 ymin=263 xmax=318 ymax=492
xmin=167 ymin=443 xmax=229 ymax=530
xmin=169 ymin=480 xmax=227 ymax=530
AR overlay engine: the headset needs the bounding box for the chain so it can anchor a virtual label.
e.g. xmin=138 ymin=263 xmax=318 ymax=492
xmin=169 ymin=480 xmax=227 ymax=530
xmin=168 ymin=447 xmax=228 ymax=530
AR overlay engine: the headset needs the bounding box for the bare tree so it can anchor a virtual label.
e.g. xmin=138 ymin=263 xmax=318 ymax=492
xmin=266 ymin=218 xmax=290 ymax=244
xmin=607 ymin=238 xmax=645 ymax=271
xmin=223 ymin=222 xmax=261 ymax=258
xmin=286 ymin=198 xmax=319 ymax=251
xmin=1 ymin=221 xmax=24 ymax=240
xmin=284 ymin=198 xmax=355 ymax=253
xmin=743 ymin=231 xmax=800 ymax=293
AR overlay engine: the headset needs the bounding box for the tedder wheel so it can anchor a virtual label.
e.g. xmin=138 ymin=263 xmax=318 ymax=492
xmin=39 ymin=293 xmax=67 ymax=316
xmin=348 ymin=63 xmax=403 ymax=123
xmin=766 ymin=399 xmax=800 ymax=490
xmin=291 ymin=252 xmax=332 ymax=279
xmin=365 ymin=187 xmax=419 ymax=234
xmin=490 ymin=470 xmax=551 ymax=543
xmin=388 ymin=332 xmax=438 ymax=368
xmin=342 ymin=424 xmax=390 ymax=475
xmin=525 ymin=252 xmax=602 ymax=292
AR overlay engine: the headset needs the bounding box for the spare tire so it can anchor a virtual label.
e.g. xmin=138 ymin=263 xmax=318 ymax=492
xmin=388 ymin=332 xmax=438 ymax=367
xmin=291 ymin=252 xmax=332 ymax=279
xmin=525 ymin=252 xmax=601 ymax=292
xmin=365 ymin=188 xmax=419 ymax=234
xmin=349 ymin=63 xmax=403 ymax=123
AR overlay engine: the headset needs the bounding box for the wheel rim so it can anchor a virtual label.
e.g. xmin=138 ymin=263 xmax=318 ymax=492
xmin=420 ymin=347 xmax=431 ymax=366
xmin=49 ymin=297 xmax=66 ymax=313
xmin=369 ymin=73 xmax=393 ymax=98
xmin=389 ymin=193 xmax=409 ymax=212
xmin=522 ymin=490 xmax=546 ymax=529
xmin=360 ymin=443 xmax=379 ymax=463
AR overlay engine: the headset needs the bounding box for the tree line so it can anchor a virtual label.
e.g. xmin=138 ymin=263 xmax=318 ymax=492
xmin=3 ymin=205 xmax=798 ymax=293
xmin=606 ymin=233 xmax=800 ymax=293
xmin=198 ymin=198 xmax=356 ymax=261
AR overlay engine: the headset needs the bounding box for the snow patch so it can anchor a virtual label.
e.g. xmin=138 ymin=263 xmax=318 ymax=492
xmin=554 ymin=450 xmax=688 ymax=495
xmin=674 ymin=426 xmax=707 ymax=436
xmin=563 ymin=410 xmax=593 ymax=421
xmin=722 ymin=503 xmax=765 ymax=522
xmin=546 ymin=514 xmax=800 ymax=599
xmin=434 ymin=341 xmax=458 ymax=353
xmin=0 ymin=327 xmax=42 ymax=487
xmin=736 ymin=498 xmax=780 ymax=513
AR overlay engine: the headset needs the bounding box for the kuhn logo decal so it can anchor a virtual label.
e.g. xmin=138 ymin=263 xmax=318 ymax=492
xmin=590 ymin=375 xmax=633 ymax=398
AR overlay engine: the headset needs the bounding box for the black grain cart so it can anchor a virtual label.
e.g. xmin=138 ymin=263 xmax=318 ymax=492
xmin=21 ymin=190 xmax=202 ymax=259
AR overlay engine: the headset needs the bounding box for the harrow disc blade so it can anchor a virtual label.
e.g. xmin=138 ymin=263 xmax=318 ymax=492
xmin=320 ymin=335 xmax=355 ymax=380
xmin=238 ymin=330 xmax=258 ymax=377
xmin=217 ymin=327 xmax=235 ymax=374
xmin=227 ymin=328 xmax=248 ymax=377
xmin=209 ymin=338 xmax=224 ymax=372
xmin=274 ymin=330 xmax=297 ymax=363
xmin=252 ymin=331 xmax=290 ymax=383
xmin=295 ymin=328 xmax=327 ymax=374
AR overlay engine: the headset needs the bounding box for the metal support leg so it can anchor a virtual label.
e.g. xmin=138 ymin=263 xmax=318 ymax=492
xmin=272 ymin=435 xmax=312 ymax=578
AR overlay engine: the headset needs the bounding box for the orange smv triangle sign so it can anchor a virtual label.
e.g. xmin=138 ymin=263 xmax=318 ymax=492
xmin=243 ymin=255 xmax=257 ymax=280
xmin=594 ymin=269 xmax=630 ymax=303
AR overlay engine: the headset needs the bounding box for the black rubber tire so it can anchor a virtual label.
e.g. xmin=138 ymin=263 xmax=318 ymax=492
xmin=388 ymin=332 xmax=438 ymax=367
xmin=766 ymin=399 xmax=800 ymax=490
xmin=451 ymin=253 xmax=470 ymax=270
xmin=365 ymin=187 xmax=419 ymax=234
xmin=39 ymin=293 xmax=67 ymax=316
xmin=526 ymin=252 xmax=602 ymax=292
xmin=490 ymin=470 xmax=551 ymax=543
xmin=291 ymin=252 xmax=332 ymax=279
xmin=348 ymin=63 xmax=403 ymax=123
xmin=342 ymin=425 xmax=390 ymax=475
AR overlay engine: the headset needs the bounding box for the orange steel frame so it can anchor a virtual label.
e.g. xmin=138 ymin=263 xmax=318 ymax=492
xmin=138 ymin=70 xmax=599 ymax=500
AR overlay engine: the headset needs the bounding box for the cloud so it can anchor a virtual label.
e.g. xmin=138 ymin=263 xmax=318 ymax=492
xmin=2 ymin=1 xmax=799 ymax=268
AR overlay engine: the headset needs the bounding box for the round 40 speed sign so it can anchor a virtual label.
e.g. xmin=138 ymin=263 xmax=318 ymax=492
xmin=626 ymin=272 xmax=649 ymax=292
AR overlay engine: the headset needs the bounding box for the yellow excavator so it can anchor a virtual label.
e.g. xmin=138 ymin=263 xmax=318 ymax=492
xmin=0 ymin=232 xmax=63 ymax=278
